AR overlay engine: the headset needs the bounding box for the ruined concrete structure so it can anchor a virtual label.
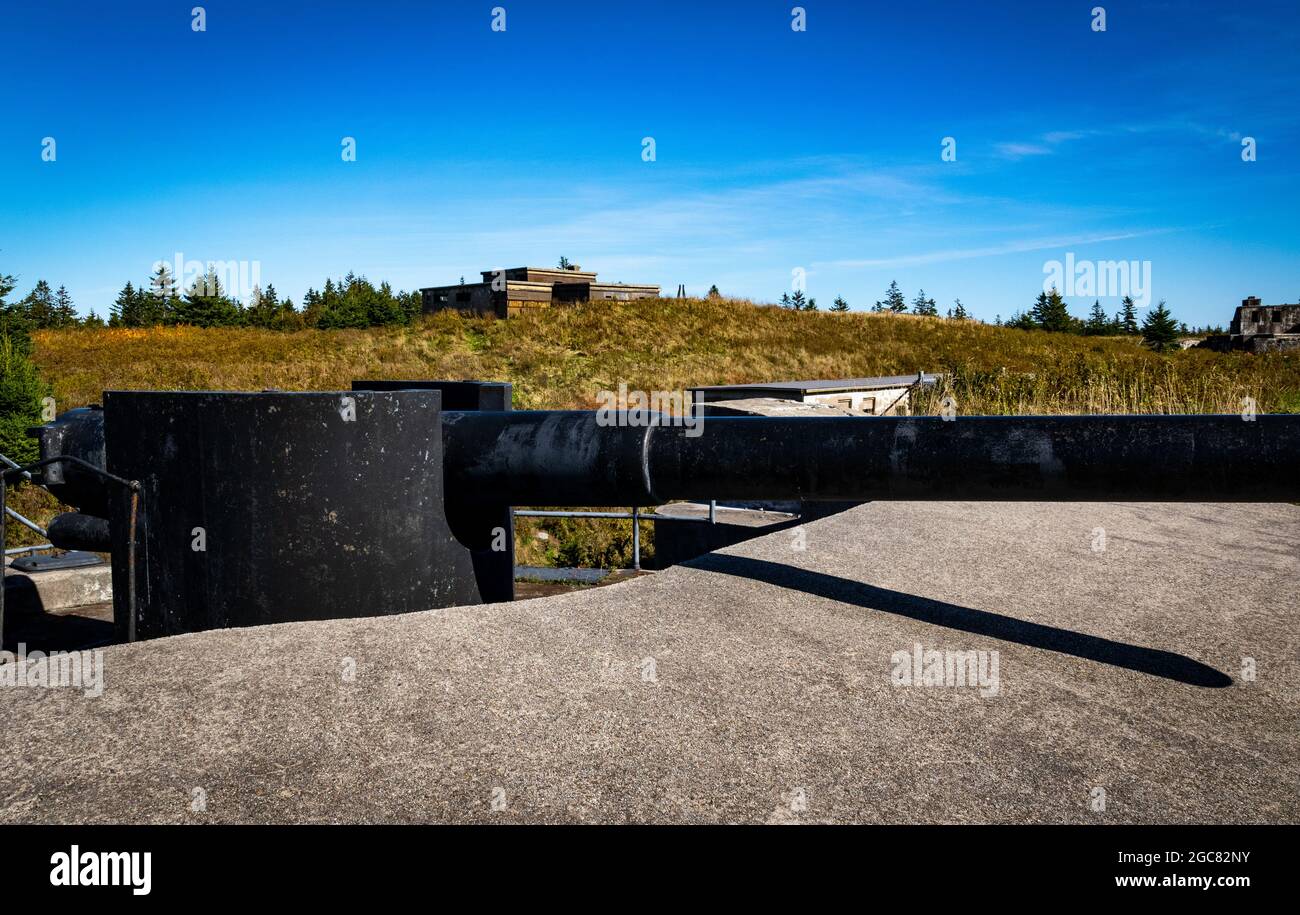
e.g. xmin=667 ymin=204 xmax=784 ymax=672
xmin=1203 ymin=296 xmax=1300 ymax=353
xmin=690 ymin=374 xmax=942 ymax=417
xmin=421 ymin=264 xmax=659 ymax=319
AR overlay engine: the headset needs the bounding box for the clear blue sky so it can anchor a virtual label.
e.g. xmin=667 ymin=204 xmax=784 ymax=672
xmin=1 ymin=0 xmax=1296 ymax=327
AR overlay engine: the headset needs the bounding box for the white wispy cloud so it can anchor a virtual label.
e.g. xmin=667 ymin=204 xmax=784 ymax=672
xmin=814 ymin=230 xmax=1164 ymax=271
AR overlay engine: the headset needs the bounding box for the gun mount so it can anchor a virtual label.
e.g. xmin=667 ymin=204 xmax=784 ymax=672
xmin=12 ymin=379 xmax=1300 ymax=642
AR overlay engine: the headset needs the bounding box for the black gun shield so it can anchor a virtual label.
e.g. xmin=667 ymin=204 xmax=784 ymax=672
xmin=104 ymin=390 xmax=480 ymax=640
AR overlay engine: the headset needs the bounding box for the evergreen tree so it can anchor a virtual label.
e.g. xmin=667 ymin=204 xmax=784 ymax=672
xmin=110 ymin=281 xmax=137 ymax=327
xmin=1084 ymin=299 xmax=1111 ymax=335
xmin=830 ymin=296 xmax=849 ymax=312
xmin=53 ymin=285 xmax=77 ymax=327
xmin=883 ymin=280 xmax=907 ymax=313
xmin=1119 ymin=295 xmax=1139 ymax=334
xmin=780 ymin=292 xmax=792 ymax=307
xmin=0 ymin=332 xmax=48 ymax=465
xmin=146 ymin=262 xmax=178 ymax=325
xmin=951 ymin=298 xmax=969 ymax=320
xmin=912 ymin=289 xmax=938 ymax=316
xmin=19 ymin=280 xmax=57 ymax=328
xmin=1140 ymin=299 xmax=1180 ymax=352
xmin=173 ymin=269 xmax=244 ymax=327
xmin=82 ymin=310 xmax=106 ymax=328
xmin=301 ymin=288 xmax=324 ymax=327
xmin=788 ymin=290 xmax=807 ymax=310
xmin=0 ymin=269 xmax=49 ymax=465
xmin=1007 ymin=311 xmax=1038 ymax=331
xmin=274 ymin=296 xmax=305 ymax=331
xmin=0 ymin=270 xmax=33 ymax=349
xmin=1030 ymin=288 xmax=1074 ymax=333
xmin=706 ymin=284 xmax=721 ymax=299
xmin=246 ymin=283 xmax=282 ymax=328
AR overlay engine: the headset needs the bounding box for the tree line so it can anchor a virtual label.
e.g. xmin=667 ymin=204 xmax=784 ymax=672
xmin=997 ymin=289 xmax=1205 ymax=353
xmin=1 ymin=262 xmax=426 ymax=333
xmin=796 ymin=279 xmax=1213 ymax=353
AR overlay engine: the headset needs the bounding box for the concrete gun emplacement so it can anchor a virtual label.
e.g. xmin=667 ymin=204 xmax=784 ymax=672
xmin=10 ymin=379 xmax=1300 ymax=642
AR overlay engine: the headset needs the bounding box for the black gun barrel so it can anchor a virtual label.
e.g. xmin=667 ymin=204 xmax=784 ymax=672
xmin=443 ymin=411 xmax=1300 ymax=505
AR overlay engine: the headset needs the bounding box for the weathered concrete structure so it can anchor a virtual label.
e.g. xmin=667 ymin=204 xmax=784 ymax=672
xmin=1201 ymin=296 xmax=1300 ymax=353
xmin=691 ymin=374 xmax=942 ymax=417
xmin=421 ymin=265 xmax=660 ymax=319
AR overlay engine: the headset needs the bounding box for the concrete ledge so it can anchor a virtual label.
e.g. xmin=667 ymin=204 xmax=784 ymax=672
xmin=3 ymin=563 xmax=112 ymax=614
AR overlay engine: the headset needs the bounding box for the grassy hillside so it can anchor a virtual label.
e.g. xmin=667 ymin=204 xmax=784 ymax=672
xmin=31 ymin=296 xmax=1300 ymax=414
xmin=12 ymin=296 xmax=1299 ymax=560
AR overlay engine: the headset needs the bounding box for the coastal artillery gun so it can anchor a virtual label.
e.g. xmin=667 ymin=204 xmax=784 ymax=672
xmin=7 ymin=380 xmax=1299 ymax=642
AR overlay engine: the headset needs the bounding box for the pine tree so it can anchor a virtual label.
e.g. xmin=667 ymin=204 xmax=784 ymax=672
xmin=780 ymin=292 xmax=791 ymax=307
xmin=1030 ymin=288 xmax=1074 ymax=333
xmin=830 ymin=296 xmax=849 ymax=312
xmin=246 ymin=284 xmax=281 ymax=328
xmin=951 ymin=298 xmax=969 ymax=320
xmin=0 ymin=332 xmax=48 ymax=464
xmin=173 ymin=269 xmax=244 ymax=327
xmin=146 ymin=263 xmax=178 ymax=325
xmin=912 ymin=288 xmax=938 ymax=316
xmin=0 ymin=268 xmax=49 ymax=464
xmin=883 ymin=280 xmax=907 ymax=313
xmin=274 ymin=296 xmax=305 ymax=331
xmin=301 ymin=288 xmax=324 ymax=327
xmin=789 ymin=290 xmax=807 ymax=310
xmin=1119 ymin=295 xmax=1139 ymax=335
xmin=1085 ymin=299 xmax=1110 ymax=335
xmin=82 ymin=310 xmax=105 ymax=328
xmin=110 ymin=281 xmax=138 ymax=327
xmin=53 ymin=286 xmax=77 ymax=327
xmin=706 ymin=284 xmax=721 ymax=299
xmin=20 ymin=280 xmax=57 ymax=328
xmin=0 ymin=270 xmax=30 ymax=351
xmin=1141 ymin=299 xmax=1180 ymax=352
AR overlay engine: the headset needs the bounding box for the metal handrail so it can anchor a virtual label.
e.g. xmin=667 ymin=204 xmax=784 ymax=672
xmin=513 ymin=500 xmax=729 ymax=573
xmin=5 ymin=543 xmax=53 ymax=557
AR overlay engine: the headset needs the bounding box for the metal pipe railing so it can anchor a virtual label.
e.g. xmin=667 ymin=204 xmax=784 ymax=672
xmin=5 ymin=543 xmax=53 ymax=557
xmin=513 ymin=502 xmax=735 ymax=574
xmin=0 ymin=451 xmax=52 ymax=538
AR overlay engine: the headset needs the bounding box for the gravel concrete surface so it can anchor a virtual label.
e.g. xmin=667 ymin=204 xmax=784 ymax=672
xmin=1 ymin=501 xmax=1296 ymax=824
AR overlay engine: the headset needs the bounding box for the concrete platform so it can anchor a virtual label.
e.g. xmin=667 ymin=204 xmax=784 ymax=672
xmin=0 ymin=501 xmax=1296 ymax=824
xmin=2 ymin=561 xmax=112 ymax=615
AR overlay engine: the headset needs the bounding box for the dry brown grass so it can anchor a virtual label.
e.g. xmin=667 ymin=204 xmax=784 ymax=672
xmin=16 ymin=297 xmax=1298 ymax=558
xmin=32 ymin=297 xmax=1300 ymax=414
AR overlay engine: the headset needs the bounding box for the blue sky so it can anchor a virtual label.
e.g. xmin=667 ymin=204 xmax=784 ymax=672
xmin=1 ymin=0 xmax=1296 ymax=326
